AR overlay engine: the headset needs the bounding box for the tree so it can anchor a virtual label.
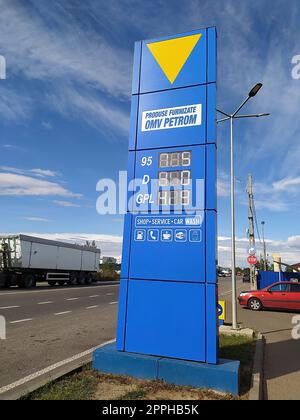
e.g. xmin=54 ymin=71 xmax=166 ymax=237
xmin=100 ymin=262 xmax=120 ymax=281
xmin=255 ymin=257 xmax=273 ymax=271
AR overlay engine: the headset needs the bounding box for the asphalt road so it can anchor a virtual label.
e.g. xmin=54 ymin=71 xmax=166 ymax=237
xmin=0 ymin=282 xmax=119 ymax=389
xmin=1 ymin=278 xmax=299 ymax=400
xmin=219 ymin=277 xmax=300 ymax=400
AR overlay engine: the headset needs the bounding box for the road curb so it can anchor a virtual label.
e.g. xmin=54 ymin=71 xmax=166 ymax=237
xmin=1 ymin=333 xmax=264 ymax=400
xmin=248 ymin=333 xmax=265 ymax=401
xmin=0 ymin=339 xmax=116 ymax=400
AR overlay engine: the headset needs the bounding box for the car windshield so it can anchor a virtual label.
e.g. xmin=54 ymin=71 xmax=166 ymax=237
xmin=269 ymin=284 xmax=289 ymax=292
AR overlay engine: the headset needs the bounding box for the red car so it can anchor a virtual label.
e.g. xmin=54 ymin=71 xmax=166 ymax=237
xmin=238 ymin=282 xmax=300 ymax=312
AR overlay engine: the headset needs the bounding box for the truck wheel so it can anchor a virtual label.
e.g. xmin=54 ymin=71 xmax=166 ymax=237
xmin=0 ymin=274 xmax=8 ymax=289
xmin=21 ymin=274 xmax=35 ymax=289
xmin=4 ymin=274 xmax=11 ymax=288
xmin=78 ymin=274 xmax=86 ymax=286
xmin=48 ymin=281 xmax=57 ymax=287
xmin=85 ymin=274 xmax=93 ymax=285
xmin=248 ymin=298 xmax=262 ymax=311
xmin=69 ymin=274 xmax=78 ymax=286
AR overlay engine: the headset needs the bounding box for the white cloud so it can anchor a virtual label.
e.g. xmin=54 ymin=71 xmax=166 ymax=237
xmin=254 ymin=199 xmax=290 ymax=212
xmin=23 ymin=217 xmax=50 ymax=222
xmin=2 ymin=144 xmax=18 ymax=149
xmin=222 ymin=173 xmax=300 ymax=213
xmin=30 ymin=169 xmax=60 ymax=178
xmin=217 ymin=179 xmax=230 ymax=198
xmin=0 ymin=2 xmax=132 ymax=98
xmin=47 ymin=87 xmax=129 ymax=136
xmin=238 ymin=174 xmax=300 ymax=214
xmin=52 ymin=200 xmax=80 ymax=208
xmin=218 ymin=235 xmax=300 ymax=267
xmin=0 ymin=167 xmax=60 ymax=178
xmin=286 ymin=236 xmax=300 ymax=249
xmin=273 ymin=177 xmax=300 ymax=193
xmin=0 ymin=1 xmax=131 ymax=134
xmin=0 ymin=166 xmax=29 ymax=176
xmin=0 ymin=166 xmax=60 ymax=178
xmin=0 ymin=172 xmax=82 ymax=198
xmin=0 ymin=85 xmax=32 ymax=121
xmin=41 ymin=121 xmax=52 ymax=130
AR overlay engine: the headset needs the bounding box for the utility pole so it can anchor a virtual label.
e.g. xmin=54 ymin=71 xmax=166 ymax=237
xmin=247 ymin=174 xmax=257 ymax=290
xmin=261 ymin=221 xmax=267 ymax=271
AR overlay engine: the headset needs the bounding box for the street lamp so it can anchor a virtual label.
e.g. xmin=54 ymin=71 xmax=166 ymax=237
xmin=217 ymin=84 xmax=270 ymax=330
xmin=249 ymin=83 xmax=263 ymax=97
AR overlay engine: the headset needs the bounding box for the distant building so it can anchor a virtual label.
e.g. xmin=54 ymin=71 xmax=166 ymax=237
xmin=290 ymin=263 xmax=300 ymax=272
xmin=101 ymin=256 xmax=117 ymax=264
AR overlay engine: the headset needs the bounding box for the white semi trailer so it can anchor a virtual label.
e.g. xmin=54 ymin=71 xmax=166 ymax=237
xmin=0 ymin=235 xmax=101 ymax=289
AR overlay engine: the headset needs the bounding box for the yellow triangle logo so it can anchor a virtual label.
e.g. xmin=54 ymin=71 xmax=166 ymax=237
xmin=147 ymin=34 xmax=202 ymax=84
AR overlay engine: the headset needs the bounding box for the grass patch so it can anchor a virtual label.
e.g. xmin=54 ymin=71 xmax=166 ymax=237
xmin=23 ymin=371 xmax=99 ymax=400
xmin=120 ymin=389 xmax=148 ymax=400
xmin=24 ymin=334 xmax=256 ymax=400
xmin=219 ymin=334 xmax=256 ymax=395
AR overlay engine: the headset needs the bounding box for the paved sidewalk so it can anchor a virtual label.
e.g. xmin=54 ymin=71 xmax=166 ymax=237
xmin=263 ymin=320 xmax=300 ymax=400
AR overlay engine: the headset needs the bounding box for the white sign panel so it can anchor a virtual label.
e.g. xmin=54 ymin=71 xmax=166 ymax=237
xmin=142 ymin=104 xmax=202 ymax=132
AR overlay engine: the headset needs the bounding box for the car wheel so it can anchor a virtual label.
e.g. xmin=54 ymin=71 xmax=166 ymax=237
xmin=248 ymin=298 xmax=262 ymax=311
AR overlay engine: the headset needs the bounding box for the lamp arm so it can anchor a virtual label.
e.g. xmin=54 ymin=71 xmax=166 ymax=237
xmin=217 ymin=109 xmax=231 ymax=118
xmin=233 ymin=96 xmax=251 ymax=117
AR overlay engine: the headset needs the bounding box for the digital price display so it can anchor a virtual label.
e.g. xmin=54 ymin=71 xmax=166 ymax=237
xmin=159 ymin=151 xmax=192 ymax=168
xmin=158 ymin=190 xmax=191 ymax=206
xmin=158 ymin=151 xmax=192 ymax=206
xmin=158 ymin=170 xmax=191 ymax=187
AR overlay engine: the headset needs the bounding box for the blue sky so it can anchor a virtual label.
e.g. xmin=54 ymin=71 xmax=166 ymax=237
xmin=0 ymin=0 xmax=300 ymax=266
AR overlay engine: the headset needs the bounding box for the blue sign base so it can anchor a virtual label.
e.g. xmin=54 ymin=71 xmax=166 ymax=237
xmin=92 ymin=344 xmax=240 ymax=396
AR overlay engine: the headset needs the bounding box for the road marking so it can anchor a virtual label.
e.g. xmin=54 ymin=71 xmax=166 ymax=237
xmin=106 ymin=293 xmax=114 ymax=296
xmin=38 ymin=301 xmax=53 ymax=305
xmin=66 ymin=298 xmax=78 ymax=301
xmin=10 ymin=318 xmax=33 ymax=324
xmin=89 ymin=295 xmax=99 ymax=298
xmin=0 ymin=339 xmax=116 ymax=396
xmin=86 ymin=305 xmax=99 ymax=310
xmin=0 ymin=283 xmax=119 ymax=296
xmin=0 ymin=306 xmax=20 ymax=310
xmin=109 ymin=301 xmax=118 ymax=305
xmin=54 ymin=311 xmax=72 ymax=316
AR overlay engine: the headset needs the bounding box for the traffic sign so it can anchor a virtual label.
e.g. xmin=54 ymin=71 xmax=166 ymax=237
xmin=248 ymin=246 xmax=256 ymax=256
xmin=218 ymin=301 xmax=225 ymax=320
xmin=218 ymin=300 xmax=226 ymax=326
xmin=248 ymin=255 xmax=257 ymax=265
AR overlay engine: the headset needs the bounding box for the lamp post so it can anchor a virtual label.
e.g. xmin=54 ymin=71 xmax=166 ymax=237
xmin=217 ymin=84 xmax=270 ymax=330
